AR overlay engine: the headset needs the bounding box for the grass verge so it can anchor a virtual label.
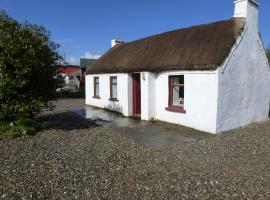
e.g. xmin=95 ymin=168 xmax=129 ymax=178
xmin=0 ymin=118 xmax=40 ymax=139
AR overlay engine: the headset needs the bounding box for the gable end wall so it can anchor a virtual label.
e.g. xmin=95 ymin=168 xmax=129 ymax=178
xmin=216 ymin=26 xmax=270 ymax=133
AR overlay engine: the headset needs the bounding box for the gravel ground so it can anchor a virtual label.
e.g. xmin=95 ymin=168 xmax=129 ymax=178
xmin=1 ymin=99 xmax=270 ymax=199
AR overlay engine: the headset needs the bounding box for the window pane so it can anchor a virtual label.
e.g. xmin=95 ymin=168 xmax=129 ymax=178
xmin=112 ymin=77 xmax=117 ymax=84
xmin=94 ymin=78 xmax=99 ymax=97
xmin=95 ymin=83 xmax=99 ymax=96
xmin=172 ymin=76 xmax=179 ymax=84
xmin=170 ymin=75 xmax=184 ymax=106
xmin=112 ymin=84 xmax=117 ymax=98
xmin=172 ymin=75 xmax=184 ymax=85
xmin=179 ymin=86 xmax=184 ymax=99
xmin=173 ymin=85 xmax=180 ymax=106
xmin=179 ymin=75 xmax=184 ymax=84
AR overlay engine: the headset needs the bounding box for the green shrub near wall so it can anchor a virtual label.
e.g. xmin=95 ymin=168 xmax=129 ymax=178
xmin=0 ymin=11 xmax=61 ymax=122
xmin=0 ymin=11 xmax=61 ymax=137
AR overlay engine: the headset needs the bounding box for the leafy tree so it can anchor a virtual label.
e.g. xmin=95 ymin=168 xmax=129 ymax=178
xmin=0 ymin=11 xmax=62 ymax=121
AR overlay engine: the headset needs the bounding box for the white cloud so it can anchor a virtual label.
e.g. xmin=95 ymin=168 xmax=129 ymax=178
xmin=81 ymin=52 xmax=102 ymax=59
xmin=66 ymin=56 xmax=79 ymax=65
xmin=65 ymin=52 xmax=102 ymax=65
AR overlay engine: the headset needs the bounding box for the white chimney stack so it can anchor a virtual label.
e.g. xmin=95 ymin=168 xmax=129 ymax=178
xmin=111 ymin=39 xmax=125 ymax=48
xmin=234 ymin=0 xmax=259 ymax=30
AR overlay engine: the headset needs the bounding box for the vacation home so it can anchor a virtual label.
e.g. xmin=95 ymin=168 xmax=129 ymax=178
xmin=85 ymin=0 xmax=270 ymax=133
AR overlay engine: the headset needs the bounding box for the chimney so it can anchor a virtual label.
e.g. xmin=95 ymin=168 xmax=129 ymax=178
xmin=111 ymin=39 xmax=124 ymax=48
xmin=234 ymin=0 xmax=259 ymax=30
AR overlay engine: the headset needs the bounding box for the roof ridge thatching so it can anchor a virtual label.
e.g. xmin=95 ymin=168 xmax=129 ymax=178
xmin=87 ymin=17 xmax=246 ymax=74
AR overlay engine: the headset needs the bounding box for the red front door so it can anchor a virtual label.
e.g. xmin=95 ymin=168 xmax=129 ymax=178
xmin=132 ymin=73 xmax=141 ymax=115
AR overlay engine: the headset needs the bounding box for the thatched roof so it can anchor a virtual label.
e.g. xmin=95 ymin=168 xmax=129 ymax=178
xmin=86 ymin=18 xmax=245 ymax=74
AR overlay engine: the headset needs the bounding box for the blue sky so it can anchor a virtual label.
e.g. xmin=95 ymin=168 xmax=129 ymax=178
xmin=1 ymin=0 xmax=269 ymax=65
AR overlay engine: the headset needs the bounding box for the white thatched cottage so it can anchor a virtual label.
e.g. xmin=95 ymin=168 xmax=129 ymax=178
xmin=85 ymin=0 xmax=270 ymax=134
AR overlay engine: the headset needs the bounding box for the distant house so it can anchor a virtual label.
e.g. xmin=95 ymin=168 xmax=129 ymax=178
xmin=57 ymin=65 xmax=82 ymax=91
xmin=79 ymin=58 xmax=98 ymax=89
xmin=85 ymin=0 xmax=270 ymax=133
xmin=80 ymin=58 xmax=97 ymax=75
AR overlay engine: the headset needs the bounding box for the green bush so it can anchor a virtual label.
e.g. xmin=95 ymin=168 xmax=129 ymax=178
xmin=0 ymin=11 xmax=61 ymax=122
xmin=0 ymin=118 xmax=39 ymax=138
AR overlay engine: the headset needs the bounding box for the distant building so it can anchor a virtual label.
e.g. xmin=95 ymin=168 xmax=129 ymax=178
xmin=80 ymin=58 xmax=97 ymax=75
xmin=57 ymin=65 xmax=82 ymax=92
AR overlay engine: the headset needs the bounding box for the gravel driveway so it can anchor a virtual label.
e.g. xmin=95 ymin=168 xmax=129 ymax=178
xmin=1 ymin=99 xmax=270 ymax=199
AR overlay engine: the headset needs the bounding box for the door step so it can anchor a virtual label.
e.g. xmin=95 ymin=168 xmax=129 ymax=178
xmin=132 ymin=114 xmax=141 ymax=119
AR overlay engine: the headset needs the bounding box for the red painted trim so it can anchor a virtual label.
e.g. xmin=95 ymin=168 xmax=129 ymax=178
xmin=132 ymin=73 xmax=141 ymax=115
xmin=132 ymin=75 xmax=135 ymax=115
xmin=165 ymin=106 xmax=186 ymax=114
xmin=168 ymin=76 xmax=172 ymax=106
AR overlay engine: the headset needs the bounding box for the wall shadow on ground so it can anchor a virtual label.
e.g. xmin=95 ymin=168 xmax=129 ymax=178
xmin=38 ymin=111 xmax=99 ymax=131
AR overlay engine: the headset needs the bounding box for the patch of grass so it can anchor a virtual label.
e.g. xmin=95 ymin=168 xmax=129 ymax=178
xmin=0 ymin=118 xmax=40 ymax=139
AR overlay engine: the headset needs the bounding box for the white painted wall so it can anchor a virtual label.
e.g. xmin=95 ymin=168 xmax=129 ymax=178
xmin=217 ymin=7 xmax=270 ymax=132
xmin=234 ymin=0 xmax=259 ymax=30
xmin=141 ymin=72 xmax=156 ymax=121
xmin=153 ymin=71 xmax=219 ymax=133
xmin=86 ymin=70 xmax=219 ymax=133
xmin=85 ymin=73 xmax=132 ymax=116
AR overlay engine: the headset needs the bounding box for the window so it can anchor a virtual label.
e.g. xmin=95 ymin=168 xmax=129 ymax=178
xmin=93 ymin=77 xmax=100 ymax=98
xmin=166 ymin=75 xmax=186 ymax=113
xmin=110 ymin=76 xmax=118 ymax=101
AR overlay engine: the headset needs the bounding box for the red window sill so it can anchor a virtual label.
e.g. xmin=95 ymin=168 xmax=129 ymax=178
xmin=109 ymin=98 xmax=119 ymax=102
xmin=93 ymin=96 xmax=101 ymax=99
xmin=165 ymin=106 xmax=186 ymax=113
